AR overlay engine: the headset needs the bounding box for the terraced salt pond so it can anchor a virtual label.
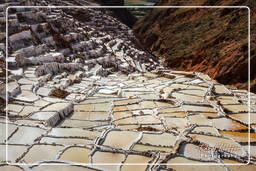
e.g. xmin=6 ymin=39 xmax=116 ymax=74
xmin=0 ymin=1 xmax=255 ymax=170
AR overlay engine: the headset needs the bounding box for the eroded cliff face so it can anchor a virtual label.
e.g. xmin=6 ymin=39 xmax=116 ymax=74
xmin=133 ymin=0 xmax=256 ymax=92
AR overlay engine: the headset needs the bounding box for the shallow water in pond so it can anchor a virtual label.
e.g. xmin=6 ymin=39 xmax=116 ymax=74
xmin=139 ymin=132 xmax=177 ymax=147
xmin=22 ymin=145 xmax=63 ymax=163
xmin=166 ymin=157 xmax=226 ymax=171
xmin=60 ymin=147 xmax=91 ymax=163
xmin=103 ymin=131 xmax=140 ymax=150
xmin=122 ymin=154 xmax=152 ymax=171
xmin=8 ymin=126 xmax=46 ymax=144
xmin=92 ymin=151 xmax=125 ymax=170
xmin=40 ymin=137 xmax=93 ymax=145
xmin=132 ymin=144 xmax=172 ymax=152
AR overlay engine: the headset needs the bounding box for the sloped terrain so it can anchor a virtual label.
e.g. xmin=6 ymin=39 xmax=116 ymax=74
xmin=124 ymin=0 xmax=157 ymax=18
xmin=95 ymin=0 xmax=138 ymax=27
xmin=0 ymin=0 xmax=256 ymax=171
xmin=133 ymin=0 xmax=256 ymax=92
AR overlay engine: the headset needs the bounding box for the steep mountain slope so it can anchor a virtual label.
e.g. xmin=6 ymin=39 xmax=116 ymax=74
xmin=133 ymin=0 xmax=256 ymax=92
xmin=29 ymin=0 xmax=138 ymax=27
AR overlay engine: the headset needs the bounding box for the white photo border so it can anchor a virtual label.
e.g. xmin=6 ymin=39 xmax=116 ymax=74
xmin=5 ymin=5 xmax=251 ymax=166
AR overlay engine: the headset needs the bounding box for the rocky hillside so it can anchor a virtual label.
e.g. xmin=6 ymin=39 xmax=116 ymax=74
xmin=133 ymin=0 xmax=256 ymax=92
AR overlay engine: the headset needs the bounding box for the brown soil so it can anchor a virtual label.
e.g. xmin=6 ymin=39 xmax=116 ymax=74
xmin=50 ymin=88 xmax=70 ymax=99
xmin=0 ymin=58 xmax=6 ymax=77
xmin=133 ymin=0 xmax=256 ymax=92
xmin=136 ymin=126 xmax=160 ymax=132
